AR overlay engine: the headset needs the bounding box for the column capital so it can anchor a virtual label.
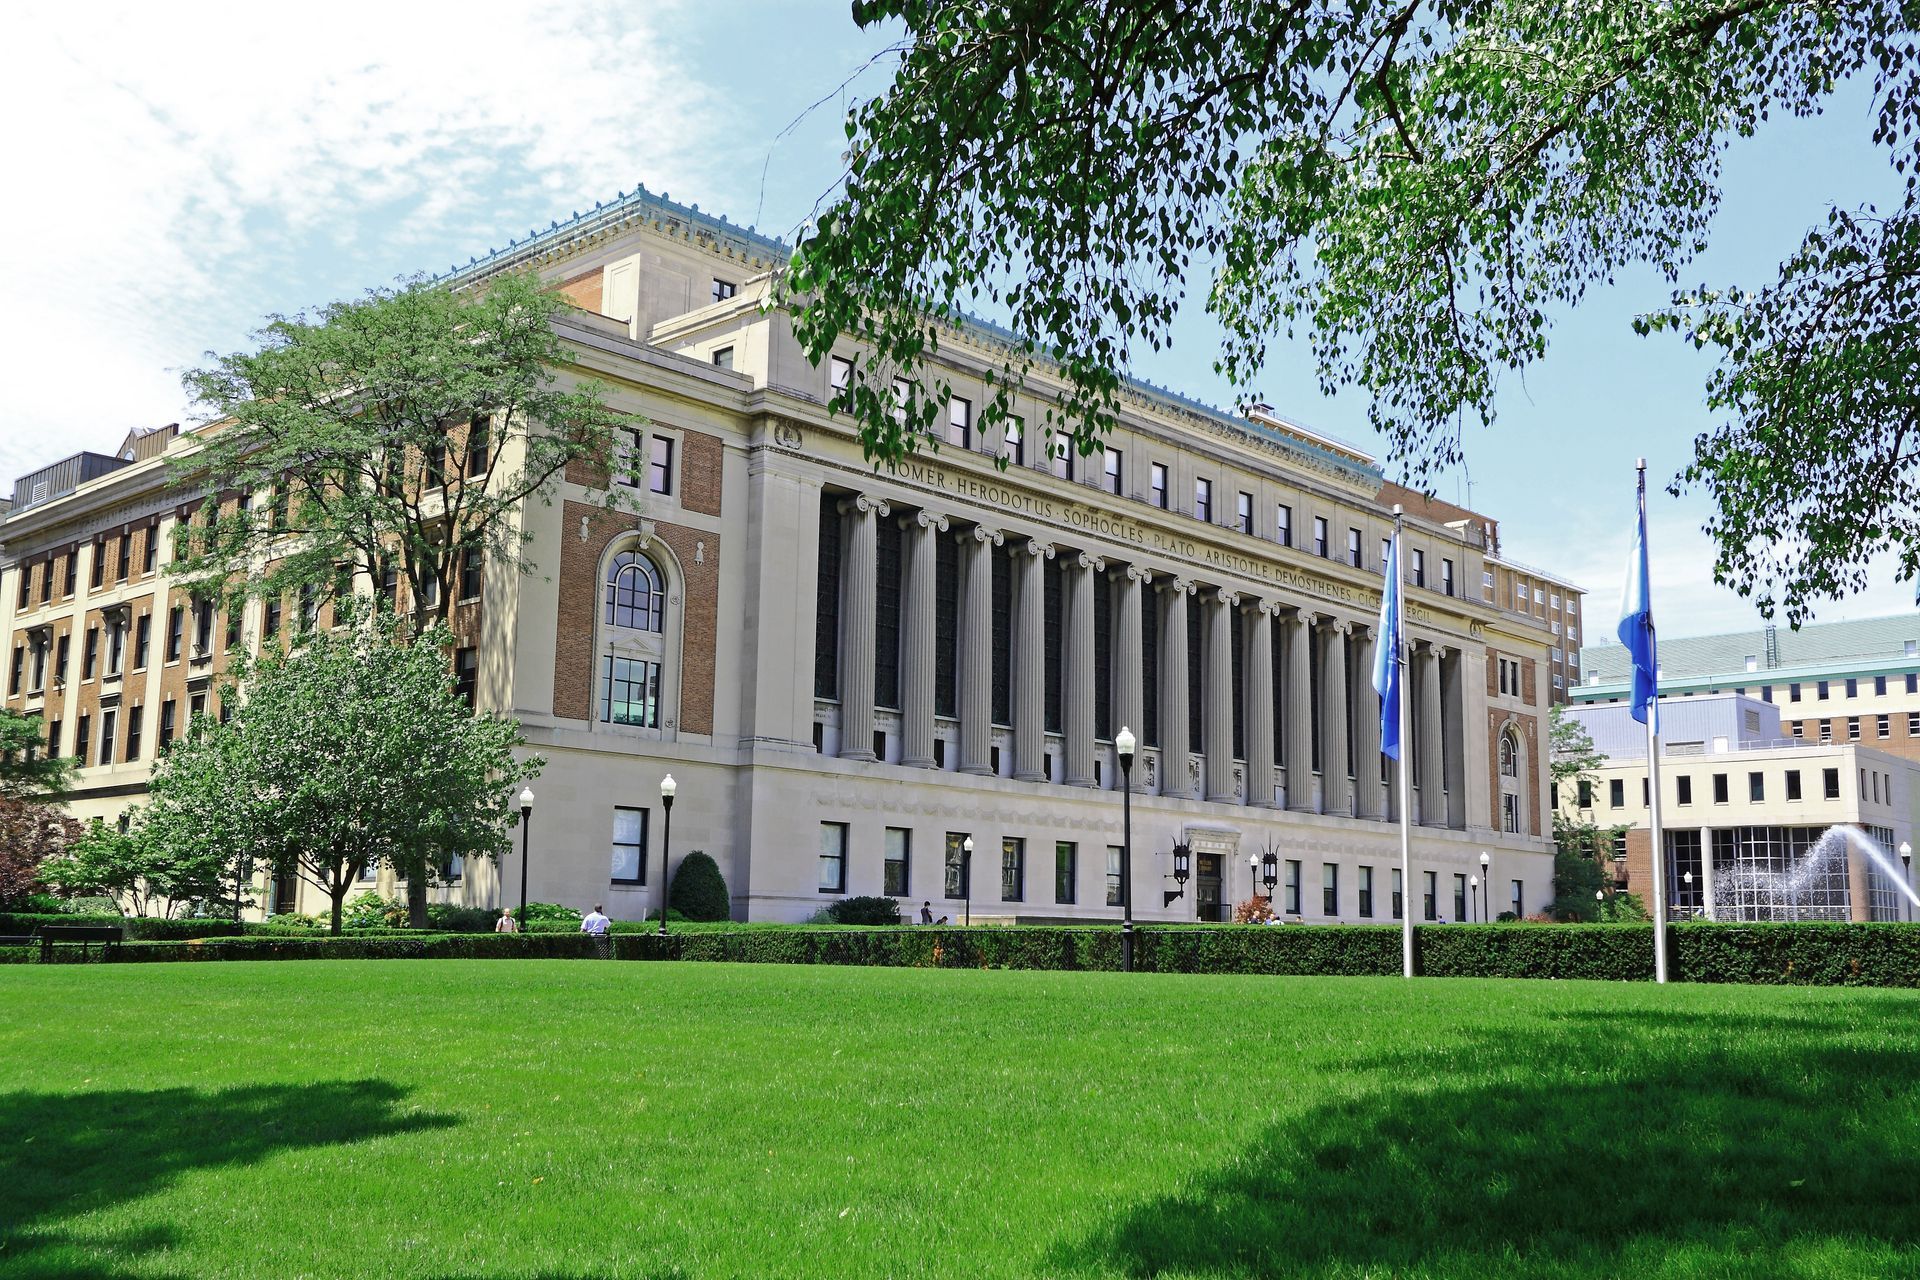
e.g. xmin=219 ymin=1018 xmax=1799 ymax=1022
xmin=1123 ymin=563 xmax=1156 ymax=584
xmin=911 ymin=509 xmax=950 ymax=533
xmin=1323 ymin=617 xmax=1354 ymax=638
xmin=1021 ymin=539 xmax=1056 ymax=560
xmin=1212 ymin=587 xmax=1238 ymax=608
xmin=1161 ymin=577 xmax=1198 ymax=596
xmin=1074 ymin=551 xmax=1106 ymax=572
xmin=1242 ymin=597 xmax=1284 ymax=616
xmin=838 ymin=493 xmax=890 ymax=518
xmin=963 ymin=525 xmax=1004 ymax=547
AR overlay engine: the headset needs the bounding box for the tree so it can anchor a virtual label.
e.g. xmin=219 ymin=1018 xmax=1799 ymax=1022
xmin=38 ymin=816 xmax=230 ymax=919
xmin=668 ymin=851 xmax=731 ymax=922
xmin=0 ymin=707 xmax=73 ymax=799
xmin=788 ymin=2 xmax=1917 ymax=619
xmin=146 ymin=607 xmax=541 ymax=934
xmin=1548 ymin=705 xmax=1627 ymax=921
xmin=0 ymin=795 xmax=81 ymax=910
xmin=173 ymin=271 xmax=640 ymax=633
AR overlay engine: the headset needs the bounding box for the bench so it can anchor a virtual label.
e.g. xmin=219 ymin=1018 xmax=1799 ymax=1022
xmin=37 ymin=925 xmax=124 ymax=963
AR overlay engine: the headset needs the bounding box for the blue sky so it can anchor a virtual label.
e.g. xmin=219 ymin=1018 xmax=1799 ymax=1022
xmin=2 ymin=2 xmax=1907 ymax=639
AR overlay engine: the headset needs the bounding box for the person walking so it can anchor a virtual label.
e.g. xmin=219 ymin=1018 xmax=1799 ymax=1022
xmin=495 ymin=909 xmax=519 ymax=934
xmin=580 ymin=903 xmax=612 ymax=959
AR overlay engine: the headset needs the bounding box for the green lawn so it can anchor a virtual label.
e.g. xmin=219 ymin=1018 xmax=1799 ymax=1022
xmin=1 ymin=963 xmax=1916 ymax=1279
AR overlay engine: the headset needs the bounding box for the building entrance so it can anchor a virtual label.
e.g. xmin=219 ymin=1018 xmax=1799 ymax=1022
xmin=1196 ymin=852 xmax=1224 ymax=922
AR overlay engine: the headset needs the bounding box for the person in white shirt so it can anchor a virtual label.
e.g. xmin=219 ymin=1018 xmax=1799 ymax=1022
xmin=580 ymin=904 xmax=611 ymax=957
xmin=495 ymin=909 xmax=519 ymax=934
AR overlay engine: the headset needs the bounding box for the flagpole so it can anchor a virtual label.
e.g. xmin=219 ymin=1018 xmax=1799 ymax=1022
xmin=1639 ymin=460 xmax=1669 ymax=984
xmin=1395 ymin=506 xmax=1414 ymax=979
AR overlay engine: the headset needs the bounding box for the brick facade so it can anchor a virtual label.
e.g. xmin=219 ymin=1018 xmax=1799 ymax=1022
xmin=680 ymin=429 xmax=724 ymax=517
xmin=553 ymin=500 xmax=719 ymax=735
xmin=555 ymin=266 xmax=603 ymax=314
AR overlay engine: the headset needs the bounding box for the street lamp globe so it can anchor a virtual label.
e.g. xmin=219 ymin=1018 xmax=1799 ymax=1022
xmin=1115 ymin=726 xmax=1136 ymax=760
xmin=519 ymin=786 xmax=535 ymax=814
xmin=661 ymin=774 xmax=677 ymax=801
xmin=1479 ymin=850 xmax=1491 ymax=871
xmin=962 ymin=835 xmax=974 ymax=854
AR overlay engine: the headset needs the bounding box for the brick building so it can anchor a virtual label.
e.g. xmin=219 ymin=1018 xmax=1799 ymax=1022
xmin=2 ymin=186 xmax=1567 ymax=922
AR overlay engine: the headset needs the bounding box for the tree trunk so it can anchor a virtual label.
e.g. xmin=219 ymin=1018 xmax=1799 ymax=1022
xmin=407 ymin=855 xmax=429 ymax=928
xmin=330 ymin=883 xmax=346 ymax=936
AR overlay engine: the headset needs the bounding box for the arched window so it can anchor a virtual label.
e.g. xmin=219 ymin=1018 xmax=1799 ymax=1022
xmin=1499 ymin=729 xmax=1520 ymax=778
xmin=606 ymin=551 xmax=664 ymax=632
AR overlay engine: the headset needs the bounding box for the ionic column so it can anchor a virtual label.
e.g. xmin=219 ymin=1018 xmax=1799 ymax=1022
xmin=1013 ymin=539 xmax=1054 ymax=782
xmin=1350 ymin=625 xmax=1383 ymax=819
xmin=1282 ymin=612 xmax=1314 ymax=812
xmin=1203 ymin=588 xmax=1238 ymax=802
xmin=836 ymin=495 xmax=888 ymax=761
xmin=1159 ymin=579 xmax=1193 ymax=797
xmin=958 ymin=525 xmax=1001 ymax=774
xmin=1415 ymin=641 xmax=1445 ymax=825
xmin=1319 ymin=619 xmax=1352 ymax=817
xmin=900 ymin=509 xmax=947 ymax=767
xmin=1243 ymin=602 xmax=1277 ymax=808
xmin=1064 ymin=552 xmax=1103 ymax=787
xmin=1113 ymin=567 xmax=1149 ymax=790
xmin=1441 ymin=646 xmax=1467 ymax=830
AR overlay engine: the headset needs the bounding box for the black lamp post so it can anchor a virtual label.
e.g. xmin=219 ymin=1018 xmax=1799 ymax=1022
xmin=962 ymin=835 xmax=974 ymax=928
xmin=1469 ymin=874 xmax=1479 ymax=923
xmin=517 ymin=786 xmax=534 ymax=935
xmin=658 ymin=774 xmax=676 ymax=938
xmin=1902 ymin=843 xmax=1913 ymax=923
xmin=1596 ymin=887 xmax=1606 ymax=920
xmin=1165 ymin=843 xmax=1191 ymax=909
xmin=1115 ymin=727 xmax=1136 ymax=971
xmin=1479 ymin=850 xmax=1492 ymax=921
xmin=1261 ymin=850 xmax=1279 ymax=899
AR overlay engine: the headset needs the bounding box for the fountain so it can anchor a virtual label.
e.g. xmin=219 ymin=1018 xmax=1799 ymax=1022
xmin=1710 ymin=824 xmax=1920 ymax=922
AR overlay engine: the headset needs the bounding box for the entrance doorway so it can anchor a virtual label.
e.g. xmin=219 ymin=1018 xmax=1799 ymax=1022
xmin=272 ymin=867 xmax=299 ymax=916
xmin=1196 ymin=852 xmax=1224 ymax=922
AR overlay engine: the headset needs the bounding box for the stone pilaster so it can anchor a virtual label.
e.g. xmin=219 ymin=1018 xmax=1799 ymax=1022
xmin=1319 ymin=618 xmax=1352 ymax=816
xmin=1159 ymin=579 xmax=1194 ymax=798
xmin=1113 ymin=566 xmax=1149 ymax=791
xmin=900 ymin=509 xmax=947 ymax=768
xmin=958 ymin=525 xmax=1001 ymax=774
xmin=1064 ymin=551 xmax=1103 ymax=786
xmin=1243 ymin=601 xmax=1278 ymax=808
xmin=1282 ymin=612 xmax=1314 ymax=812
xmin=1204 ymin=588 xmax=1238 ymax=802
xmin=1441 ymin=645 xmax=1466 ymax=830
xmin=1350 ymin=625 xmax=1383 ymax=819
xmin=836 ymin=494 xmax=888 ymax=761
xmin=1415 ymin=640 xmax=1445 ymax=825
xmin=1013 ymin=538 xmax=1054 ymax=782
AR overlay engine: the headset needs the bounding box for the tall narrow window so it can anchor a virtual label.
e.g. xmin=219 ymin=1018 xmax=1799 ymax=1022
xmin=819 ymin=823 xmax=849 ymax=893
xmin=1001 ymin=837 xmax=1025 ymax=901
xmin=133 ymin=614 xmax=151 ymax=669
xmin=1276 ymin=504 xmax=1292 ymax=547
xmin=1285 ymin=859 xmax=1302 ymax=914
xmin=648 ymin=436 xmax=674 ymax=496
xmin=165 ymin=608 xmax=182 ymax=662
xmin=466 ymin=415 xmax=491 ymax=476
xmin=1236 ymin=491 xmax=1253 ymax=534
xmin=1054 ymin=841 xmax=1076 ymax=904
xmin=1150 ymin=463 xmax=1168 ymax=509
xmin=83 ymin=626 xmax=99 ymax=680
xmin=1358 ymin=866 xmax=1375 ymax=918
xmin=116 ymin=533 xmax=131 ymax=581
xmin=1423 ymin=870 xmax=1438 ymax=921
xmin=947 ymin=833 xmax=970 ymax=900
xmin=124 ymin=705 xmax=144 ymax=763
xmin=1193 ymin=478 xmax=1212 ymax=522
xmin=1453 ymin=873 xmax=1468 ymax=922
xmin=611 ymin=807 xmax=647 ymax=883
xmin=1442 ymin=559 xmax=1455 ymax=597
xmin=158 ymin=699 xmax=177 ymax=751
xmin=1322 ymin=862 xmax=1338 ymax=915
xmin=455 ymin=647 xmax=478 ymax=709
xmin=1312 ymin=517 xmax=1329 ymax=557
xmin=1103 ymin=449 xmax=1122 ymax=494
xmin=1412 ymin=549 xmax=1427 ymax=588
xmin=1346 ymin=527 xmax=1362 ymax=567
xmin=1002 ymin=418 xmax=1024 ymax=465
xmin=947 ymin=397 xmax=972 ymax=449
xmin=884 ymin=828 xmax=911 ymax=896
xmin=1393 ymin=868 xmax=1404 ymax=919
xmin=98 ymin=707 xmax=117 ymax=767
xmin=1105 ymin=846 xmax=1123 ymax=906
xmin=1049 ymin=435 xmax=1073 ymax=480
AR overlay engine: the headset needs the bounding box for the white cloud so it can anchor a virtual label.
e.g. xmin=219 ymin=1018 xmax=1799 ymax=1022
xmin=0 ymin=0 xmax=739 ymax=489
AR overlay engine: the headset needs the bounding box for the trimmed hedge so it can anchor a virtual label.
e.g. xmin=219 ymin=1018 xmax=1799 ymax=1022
xmin=99 ymin=933 xmax=599 ymax=963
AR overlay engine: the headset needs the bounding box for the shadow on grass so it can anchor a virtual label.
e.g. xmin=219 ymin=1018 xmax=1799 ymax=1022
xmin=0 ymin=1079 xmax=454 ymax=1278
xmin=1055 ymin=1003 xmax=1920 ymax=1278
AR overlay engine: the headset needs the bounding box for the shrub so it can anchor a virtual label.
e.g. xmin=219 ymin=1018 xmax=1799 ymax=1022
xmin=644 ymin=908 xmax=692 ymax=924
xmin=1233 ymin=897 xmax=1275 ymax=924
xmin=425 ymin=903 xmax=501 ymax=933
xmin=341 ymin=892 xmax=401 ymax=929
xmin=826 ymin=896 xmax=901 ymax=926
xmin=520 ymin=901 xmax=581 ymax=925
xmin=668 ymin=851 xmax=731 ymax=922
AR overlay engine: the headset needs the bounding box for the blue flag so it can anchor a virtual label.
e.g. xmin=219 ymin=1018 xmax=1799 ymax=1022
xmin=1617 ymin=486 xmax=1659 ymax=731
xmin=1373 ymin=535 xmax=1401 ymax=759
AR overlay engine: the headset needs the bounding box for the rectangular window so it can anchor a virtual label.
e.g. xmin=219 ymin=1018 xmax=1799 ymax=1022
xmin=711 ymin=346 xmax=734 ymax=370
xmin=460 ymin=546 xmax=483 ymax=602
xmin=600 ymin=656 xmax=662 ymax=728
xmin=6 ymin=646 xmax=19 ymax=696
xmin=1236 ymin=491 xmax=1253 ymax=534
xmin=14 ymin=568 xmax=27 ymax=610
xmin=829 ymin=354 xmax=853 ymax=391
xmin=1819 ymin=720 xmax=1833 ymax=742
xmin=132 ymin=614 xmax=150 ymax=669
xmin=74 ymin=714 xmax=89 ymax=765
xmin=1790 ymin=682 xmax=1802 ymax=702
xmin=466 ymin=415 xmax=490 ymax=476
xmin=1846 ymin=678 xmax=1858 ymax=697
xmin=1511 ymin=880 xmax=1523 ymax=919
xmin=90 ymin=536 xmax=105 ymax=589
xmin=616 ymin=428 xmax=644 ymax=487
xmin=1000 ymin=417 xmax=1024 ymax=465
xmin=1609 ymin=778 xmax=1624 ymax=808
xmin=1346 ymin=527 xmax=1362 ymax=567
xmin=53 ymin=634 xmax=68 ymax=686
xmin=711 ymin=278 xmax=736 ymax=303
xmin=1823 ymin=768 xmax=1840 ymax=800
xmin=1502 ymin=793 xmax=1520 ymax=833
xmin=947 ymin=397 xmax=971 ymax=449
xmin=946 ymin=833 xmax=970 ymax=900
xmin=454 ymin=648 xmax=478 ymax=708
xmin=83 ymin=626 xmax=99 ymax=680
xmin=1285 ymin=859 xmax=1302 ymax=915
xmin=1105 ymin=845 xmax=1123 ymax=907
xmin=885 ymin=827 xmax=911 ymax=897
xmin=1150 ymin=463 xmax=1168 ymax=509
xmin=1054 ymin=841 xmax=1076 ymax=905
xmin=264 ymin=597 xmax=281 ymax=639
xmin=1357 ymin=865 xmax=1374 ymax=918
xmin=1001 ymin=837 xmax=1025 ymax=902
xmin=124 ymin=705 xmax=143 ymax=762
xmin=819 ymin=823 xmax=849 ymax=893
xmin=1453 ymin=873 xmax=1468 ymax=923
xmin=1848 ymin=716 xmax=1860 ymax=741
xmin=1677 ymin=775 xmax=1693 ymax=806
xmin=1103 ymin=448 xmax=1122 ymax=495
xmin=1442 ymin=559 xmax=1455 ymax=597
xmin=1275 ymin=504 xmax=1292 ymax=548
xmin=1412 ymin=549 xmax=1426 ymax=588
xmin=1818 ymin=680 xmax=1830 ymax=700
xmin=648 ymin=435 xmax=674 ymax=496
xmin=1577 ymin=779 xmax=1592 ymax=808
xmin=98 ymin=707 xmax=116 ymax=767
xmin=1910 ymin=713 xmax=1920 ymax=736
xmin=1322 ymin=862 xmax=1338 ymax=916
xmin=1049 ymin=435 xmax=1073 ymax=480
xmin=1312 ymin=517 xmax=1329 ymax=557
xmin=70 ymin=546 xmax=84 ymax=593
xmin=1785 ymin=769 xmax=1801 ymax=800
xmin=1392 ymin=868 xmax=1404 ymax=920
xmin=1712 ymin=773 xmax=1729 ymax=804
xmin=1909 ymin=673 xmax=1918 ymax=695
xmin=1875 ymin=674 xmax=1888 ymax=696
xmin=611 ymin=807 xmax=647 ymax=884
xmin=1749 ymin=771 xmax=1764 ymax=802
xmin=38 ymin=557 xmax=51 ymax=604
xmin=1194 ymin=478 xmax=1212 ymax=523
xmin=116 ymin=533 xmax=131 ymax=581
xmin=158 ymin=699 xmax=177 ymax=751
xmin=1423 ymin=870 xmax=1438 ymax=922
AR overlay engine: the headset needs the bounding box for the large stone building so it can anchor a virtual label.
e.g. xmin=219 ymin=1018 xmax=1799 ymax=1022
xmin=2 ymin=187 xmax=1561 ymax=923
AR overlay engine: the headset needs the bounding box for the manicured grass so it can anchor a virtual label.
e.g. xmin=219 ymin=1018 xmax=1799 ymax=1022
xmin=1 ymin=963 xmax=1916 ymax=1278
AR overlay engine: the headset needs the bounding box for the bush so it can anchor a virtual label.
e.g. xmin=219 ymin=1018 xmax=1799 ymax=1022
xmin=520 ymin=901 xmax=581 ymax=925
xmin=104 ymin=933 xmax=598 ymax=963
xmin=644 ymin=908 xmax=692 ymax=924
xmin=425 ymin=903 xmax=501 ymax=933
xmin=825 ymin=896 xmax=901 ymax=926
xmin=668 ymin=851 xmax=730 ymax=922
xmin=341 ymin=892 xmax=401 ymax=929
